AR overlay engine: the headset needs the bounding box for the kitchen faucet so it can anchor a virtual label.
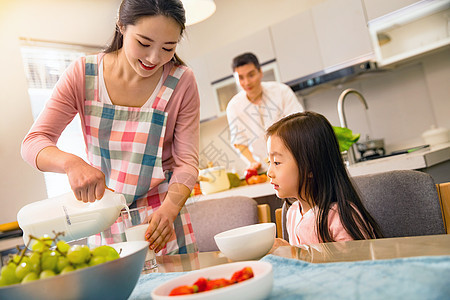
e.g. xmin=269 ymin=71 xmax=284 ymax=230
xmin=337 ymin=88 xmax=368 ymax=165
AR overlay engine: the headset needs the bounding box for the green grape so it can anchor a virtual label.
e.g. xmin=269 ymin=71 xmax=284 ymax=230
xmin=89 ymin=255 xmax=106 ymax=266
xmin=0 ymin=276 xmax=8 ymax=287
xmin=29 ymin=252 xmax=40 ymax=264
xmin=56 ymin=256 xmax=70 ymax=273
xmin=28 ymin=252 xmax=41 ymax=273
xmin=91 ymin=245 xmax=110 ymax=257
xmin=41 ymin=251 xmax=58 ymax=271
xmin=92 ymin=245 xmax=120 ymax=261
xmin=1 ymin=263 xmax=20 ymax=285
xmin=31 ymin=240 xmax=50 ymax=252
xmin=67 ymin=245 xmax=90 ymax=264
xmin=21 ymin=272 xmax=39 ymax=283
xmin=39 ymin=269 xmax=56 ymax=279
xmin=75 ymin=263 xmax=88 ymax=270
xmin=11 ymin=254 xmax=22 ymax=264
xmin=15 ymin=261 xmax=32 ymax=281
xmin=1 ymin=232 xmax=123 ymax=286
xmin=31 ymin=235 xmax=54 ymax=252
xmin=60 ymin=265 xmax=75 ymax=275
xmin=56 ymin=240 xmax=70 ymax=254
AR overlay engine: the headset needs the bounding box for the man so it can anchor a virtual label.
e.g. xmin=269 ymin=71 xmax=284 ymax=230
xmin=226 ymin=52 xmax=304 ymax=172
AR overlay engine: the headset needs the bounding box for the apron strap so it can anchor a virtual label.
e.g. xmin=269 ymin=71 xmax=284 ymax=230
xmin=85 ymin=55 xmax=99 ymax=101
xmin=152 ymin=65 xmax=187 ymax=111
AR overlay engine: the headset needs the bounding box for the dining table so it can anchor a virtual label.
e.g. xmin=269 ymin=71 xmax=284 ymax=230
xmin=130 ymin=234 xmax=450 ymax=299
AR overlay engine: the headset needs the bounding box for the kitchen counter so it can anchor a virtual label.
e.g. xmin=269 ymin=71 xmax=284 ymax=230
xmin=187 ymin=181 xmax=275 ymax=204
xmin=347 ymin=142 xmax=450 ymax=182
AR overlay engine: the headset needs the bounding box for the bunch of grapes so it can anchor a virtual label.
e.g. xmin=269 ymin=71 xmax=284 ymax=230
xmin=0 ymin=232 xmax=120 ymax=287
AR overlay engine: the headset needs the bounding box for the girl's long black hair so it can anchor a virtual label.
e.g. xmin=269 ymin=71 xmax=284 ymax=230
xmin=104 ymin=0 xmax=186 ymax=66
xmin=266 ymin=111 xmax=383 ymax=242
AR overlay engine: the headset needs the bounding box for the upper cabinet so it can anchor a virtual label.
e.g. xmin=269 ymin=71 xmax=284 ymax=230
xmin=270 ymin=9 xmax=324 ymax=83
xmin=270 ymin=0 xmax=374 ymax=83
xmin=204 ymin=28 xmax=276 ymax=82
xmin=363 ymin=0 xmax=420 ymax=22
xmin=188 ymin=57 xmax=219 ymax=122
xmin=312 ymin=0 xmax=373 ymax=69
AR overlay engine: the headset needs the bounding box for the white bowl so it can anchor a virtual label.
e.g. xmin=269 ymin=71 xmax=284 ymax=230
xmin=151 ymin=260 xmax=273 ymax=300
xmin=0 ymin=241 xmax=149 ymax=300
xmin=214 ymin=223 xmax=275 ymax=261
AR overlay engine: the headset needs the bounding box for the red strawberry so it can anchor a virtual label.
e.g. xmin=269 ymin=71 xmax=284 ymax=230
xmin=231 ymin=267 xmax=254 ymax=283
xmin=169 ymin=285 xmax=196 ymax=295
xmin=193 ymin=277 xmax=208 ymax=292
xmin=206 ymin=278 xmax=232 ymax=290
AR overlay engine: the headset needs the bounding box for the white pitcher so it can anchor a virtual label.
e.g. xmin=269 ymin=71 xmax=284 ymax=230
xmin=17 ymin=189 xmax=127 ymax=246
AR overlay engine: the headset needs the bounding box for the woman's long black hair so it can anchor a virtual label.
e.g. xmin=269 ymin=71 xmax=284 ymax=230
xmin=266 ymin=111 xmax=383 ymax=242
xmin=104 ymin=0 xmax=186 ymax=65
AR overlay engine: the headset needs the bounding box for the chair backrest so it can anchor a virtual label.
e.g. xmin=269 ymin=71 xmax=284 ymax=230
xmin=437 ymin=181 xmax=450 ymax=233
xmin=278 ymin=170 xmax=446 ymax=241
xmin=185 ymin=196 xmax=259 ymax=252
xmin=353 ymin=170 xmax=445 ymax=238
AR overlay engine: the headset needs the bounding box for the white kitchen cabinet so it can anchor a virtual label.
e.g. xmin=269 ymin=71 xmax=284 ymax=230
xmin=270 ymin=9 xmax=324 ymax=83
xmin=269 ymin=0 xmax=374 ymax=83
xmin=204 ymin=28 xmax=276 ymax=82
xmin=362 ymin=0 xmax=420 ymax=22
xmin=187 ymin=57 xmax=220 ymax=121
xmin=312 ymin=0 xmax=374 ymax=70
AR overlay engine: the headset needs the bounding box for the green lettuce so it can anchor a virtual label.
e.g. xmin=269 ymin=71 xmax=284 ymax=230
xmin=332 ymin=126 xmax=360 ymax=152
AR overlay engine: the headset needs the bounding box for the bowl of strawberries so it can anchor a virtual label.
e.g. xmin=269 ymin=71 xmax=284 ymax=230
xmin=151 ymin=261 xmax=273 ymax=300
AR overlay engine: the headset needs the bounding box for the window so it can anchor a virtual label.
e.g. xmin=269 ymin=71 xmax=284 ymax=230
xmin=20 ymin=38 xmax=101 ymax=198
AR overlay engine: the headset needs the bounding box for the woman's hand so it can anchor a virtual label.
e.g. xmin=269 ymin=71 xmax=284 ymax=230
xmin=145 ymin=206 xmax=176 ymax=253
xmin=35 ymin=146 xmax=106 ymax=203
xmin=145 ymin=183 xmax=191 ymax=253
xmin=65 ymin=157 xmax=106 ymax=203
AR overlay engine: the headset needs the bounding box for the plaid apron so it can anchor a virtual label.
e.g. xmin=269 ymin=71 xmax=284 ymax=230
xmin=84 ymin=55 xmax=197 ymax=255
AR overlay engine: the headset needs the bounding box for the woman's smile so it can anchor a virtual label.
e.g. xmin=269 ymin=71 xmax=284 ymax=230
xmin=139 ymin=59 xmax=156 ymax=71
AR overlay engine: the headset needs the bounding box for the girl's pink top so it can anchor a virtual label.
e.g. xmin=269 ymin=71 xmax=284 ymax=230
xmin=286 ymin=201 xmax=354 ymax=246
xmin=21 ymin=55 xmax=200 ymax=190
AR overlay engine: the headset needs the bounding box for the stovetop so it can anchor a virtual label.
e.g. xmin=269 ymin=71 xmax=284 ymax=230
xmin=357 ymin=145 xmax=430 ymax=163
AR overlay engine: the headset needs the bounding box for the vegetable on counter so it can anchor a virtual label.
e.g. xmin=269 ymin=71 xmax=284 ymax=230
xmin=227 ymin=172 xmax=241 ymax=188
xmin=332 ymin=126 xmax=360 ymax=152
xmin=246 ymin=174 xmax=268 ymax=185
xmin=244 ymin=168 xmax=258 ymax=184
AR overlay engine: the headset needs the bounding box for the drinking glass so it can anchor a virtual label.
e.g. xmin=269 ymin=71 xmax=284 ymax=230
xmin=121 ymin=206 xmax=157 ymax=271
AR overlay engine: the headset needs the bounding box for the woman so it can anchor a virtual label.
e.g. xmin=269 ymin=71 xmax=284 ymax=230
xmin=21 ymin=0 xmax=199 ymax=255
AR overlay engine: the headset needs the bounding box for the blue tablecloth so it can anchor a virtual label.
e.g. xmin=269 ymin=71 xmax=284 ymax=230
xmin=129 ymin=255 xmax=450 ymax=299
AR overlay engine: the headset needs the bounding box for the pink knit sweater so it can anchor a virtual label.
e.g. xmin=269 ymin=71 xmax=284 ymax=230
xmin=21 ymin=55 xmax=200 ymax=190
xmin=286 ymin=201 xmax=355 ymax=246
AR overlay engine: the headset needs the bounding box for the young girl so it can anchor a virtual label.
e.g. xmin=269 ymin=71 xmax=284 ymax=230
xmin=266 ymin=111 xmax=383 ymax=245
xmin=21 ymin=0 xmax=199 ymax=254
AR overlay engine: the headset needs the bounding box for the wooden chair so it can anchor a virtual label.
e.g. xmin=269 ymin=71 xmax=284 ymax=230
xmin=186 ymin=196 xmax=271 ymax=252
xmin=275 ymin=208 xmax=283 ymax=238
xmin=275 ymin=170 xmax=447 ymax=241
xmin=437 ymin=181 xmax=450 ymax=233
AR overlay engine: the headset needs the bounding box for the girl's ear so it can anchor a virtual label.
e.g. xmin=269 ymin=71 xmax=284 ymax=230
xmin=308 ymin=172 xmax=313 ymax=178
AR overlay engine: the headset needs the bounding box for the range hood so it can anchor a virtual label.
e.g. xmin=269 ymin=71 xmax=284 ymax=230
xmin=287 ymin=55 xmax=379 ymax=93
xmin=287 ymin=0 xmax=450 ymax=94
xmin=368 ymin=0 xmax=450 ymax=67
